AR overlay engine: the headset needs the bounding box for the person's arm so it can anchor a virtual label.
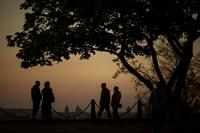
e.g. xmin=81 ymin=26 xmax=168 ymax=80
xmin=31 ymin=87 xmax=34 ymax=100
xmin=39 ymin=89 xmax=42 ymax=100
xmin=117 ymin=92 xmax=121 ymax=102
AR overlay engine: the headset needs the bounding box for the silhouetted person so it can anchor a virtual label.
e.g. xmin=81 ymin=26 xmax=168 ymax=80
xmin=97 ymin=83 xmax=112 ymax=119
xmin=31 ymin=81 xmax=42 ymax=120
xmin=111 ymin=86 xmax=121 ymax=119
xmin=149 ymin=82 xmax=167 ymax=133
xmin=41 ymin=81 xmax=55 ymax=120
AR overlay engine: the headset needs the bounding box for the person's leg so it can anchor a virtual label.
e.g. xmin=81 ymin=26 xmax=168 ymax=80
xmin=97 ymin=106 xmax=104 ymax=119
xmin=49 ymin=105 xmax=52 ymax=120
xmin=112 ymin=106 xmax=117 ymax=119
xmin=105 ymin=107 xmax=112 ymax=119
xmin=42 ymin=104 xmax=48 ymax=120
xmin=47 ymin=105 xmax=52 ymax=120
xmin=116 ymin=108 xmax=120 ymax=119
xmin=41 ymin=106 xmax=45 ymax=120
xmin=32 ymin=101 xmax=39 ymax=120
xmin=32 ymin=102 xmax=36 ymax=120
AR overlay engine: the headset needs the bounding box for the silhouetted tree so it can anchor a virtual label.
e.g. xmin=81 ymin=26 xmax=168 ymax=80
xmin=115 ymin=38 xmax=200 ymax=119
xmin=7 ymin=0 xmax=200 ymax=113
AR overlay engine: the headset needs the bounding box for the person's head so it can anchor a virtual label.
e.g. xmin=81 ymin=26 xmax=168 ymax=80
xmin=35 ymin=81 xmax=40 ymax=86
xmin=44 ymin=81 xmax=50 ymax=88
xmin=114 ymin=86 xmax=119 ymax=92
xmin=101 ymin=83 xmax=106 ymax=89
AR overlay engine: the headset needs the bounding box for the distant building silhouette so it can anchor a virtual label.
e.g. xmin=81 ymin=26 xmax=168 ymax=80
xmin=75 ymin=106 xmax=82 ymax=113
xmin=65 ymin=105 xmax=69 ymax=114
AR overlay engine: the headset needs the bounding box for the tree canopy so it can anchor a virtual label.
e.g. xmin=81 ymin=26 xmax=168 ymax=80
xmin=7 ymin=0 xmax=200 ymax=104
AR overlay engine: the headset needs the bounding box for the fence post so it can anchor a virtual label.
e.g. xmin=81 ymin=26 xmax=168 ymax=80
xmin=137 ymin=99 xmax=142 ymax=120
xmin=90 ymin=99 xmax=96 ymax=121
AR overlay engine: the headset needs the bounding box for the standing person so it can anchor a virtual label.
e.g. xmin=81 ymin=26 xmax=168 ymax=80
xmin=149 ymin=82 xmax=167 ymax=133
xmin=31 ymin=81 xmax=42 ymax=120
xmin=111 ymin=86 xmax=122 ymax=119
xmin=97 ymin=83 xmax=112 ymax=119
xmin=41 ymin=81 xmax=55 ymax=120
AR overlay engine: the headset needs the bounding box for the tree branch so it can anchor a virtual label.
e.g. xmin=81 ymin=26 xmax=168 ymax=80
xmin=118 ymin=54 xmax=154 ymax=91
xmin=192 ymin=11 xmax=200 ymax=41
xmin=144 ymin=34 xmax=166 ymax=86
xmin=166 ymin=33 xmax=182 ymax=56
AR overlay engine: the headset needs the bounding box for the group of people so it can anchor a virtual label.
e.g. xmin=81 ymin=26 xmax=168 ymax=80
xmin=31 ymin=81 xmax=122 ymax=120
xmin=31 ymin=80 xmax=167 ymax=123
xmin=97 ymin=83 xmax=122 ymax=120
xmin=30 ymin=80 xmax=188 ymax=133
xmin=31 ymin=81 xmax=55 ymax=120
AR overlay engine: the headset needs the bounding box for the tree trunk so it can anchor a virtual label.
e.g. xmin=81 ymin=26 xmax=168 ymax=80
xmin=167 ymin=40 xmax=193 ymax=120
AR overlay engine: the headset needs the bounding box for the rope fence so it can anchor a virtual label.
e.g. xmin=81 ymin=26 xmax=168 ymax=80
xmin=120 ymin=101 xmax=138 ymax=118
xmin=0 ymin=99 xmax=151 ymax=120
xmin=0 ymin=107 xmax=32 ymax=119
xmin=94 ymin=101 xmax=110 ymax=117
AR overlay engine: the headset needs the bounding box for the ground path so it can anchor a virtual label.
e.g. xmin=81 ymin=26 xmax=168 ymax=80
xmin=0 ymin=120 xmax=200 ymax=133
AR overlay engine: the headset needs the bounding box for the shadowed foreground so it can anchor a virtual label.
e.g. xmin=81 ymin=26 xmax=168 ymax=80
xmin=0 ymin=120 xmax=200 ymax=133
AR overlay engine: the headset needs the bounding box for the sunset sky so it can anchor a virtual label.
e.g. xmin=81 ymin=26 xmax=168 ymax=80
xmin=0 ymin=0 xmax=199 ymax=113
xmin=0 ymin=0 xmax=137 ymax=112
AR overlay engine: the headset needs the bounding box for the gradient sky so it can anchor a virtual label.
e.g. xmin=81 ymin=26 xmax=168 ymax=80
xmin=0 ymin=0 xmax=137 ymax=112
xmin=0 ymin=0 xmax=199 ymax=112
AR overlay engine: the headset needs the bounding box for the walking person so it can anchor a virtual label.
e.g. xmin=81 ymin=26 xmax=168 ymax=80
xmin=97 ymin=83 xmax=112 ymax=119
xmin=111 ymin=86 xmax=122 ymax=119
xmin=31 ymin=81 xmax=42 ymax=120
xmin=41 ymin=81 xmax=55 ymax=120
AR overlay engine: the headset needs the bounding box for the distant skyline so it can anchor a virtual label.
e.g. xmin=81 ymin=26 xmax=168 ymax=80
xmin=0 ymin=0 xmax=199 ymax=112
